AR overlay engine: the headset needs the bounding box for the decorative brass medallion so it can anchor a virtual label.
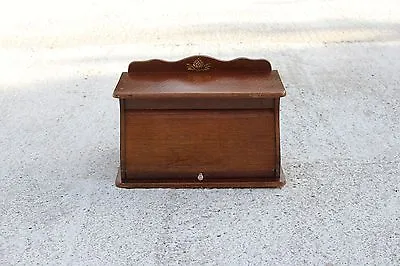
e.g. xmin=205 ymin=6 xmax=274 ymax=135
xmin=186 ymin=58 xmax=211 ymax=71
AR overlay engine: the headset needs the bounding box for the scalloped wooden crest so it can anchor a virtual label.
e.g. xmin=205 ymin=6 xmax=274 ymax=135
xmin=128 ymin=55 xmax=272 ymax=73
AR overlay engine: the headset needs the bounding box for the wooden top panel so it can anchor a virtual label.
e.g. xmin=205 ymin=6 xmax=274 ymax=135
xmin=113 ymin=56 xmax=286 ymax=99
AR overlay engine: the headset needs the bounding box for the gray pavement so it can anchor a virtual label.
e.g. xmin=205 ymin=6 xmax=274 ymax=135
xmin=1 ymin=0 xmax=399 ymax=265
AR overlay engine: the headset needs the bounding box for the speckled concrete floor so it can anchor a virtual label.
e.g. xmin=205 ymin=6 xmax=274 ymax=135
xmin=1 ymin=0 xmax=399 ymax=265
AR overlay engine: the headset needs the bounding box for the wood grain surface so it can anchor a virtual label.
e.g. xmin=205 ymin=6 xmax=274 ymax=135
xmin=113 ymin=71 xmax=286 ymax=100
xmin=124 ymin=109 xmax=276 ymax=180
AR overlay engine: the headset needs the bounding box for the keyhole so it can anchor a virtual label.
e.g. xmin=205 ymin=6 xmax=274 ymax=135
xmin=197 ymin=172 xmax=204 ymax=181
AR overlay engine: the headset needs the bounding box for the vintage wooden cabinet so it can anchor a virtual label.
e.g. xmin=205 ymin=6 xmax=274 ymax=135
xmin=113 ymin=56 xmax=286 ymax=188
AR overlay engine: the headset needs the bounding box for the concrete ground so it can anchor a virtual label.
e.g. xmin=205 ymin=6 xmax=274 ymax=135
xmin=1 ymin=0 xmax=399 ymax=265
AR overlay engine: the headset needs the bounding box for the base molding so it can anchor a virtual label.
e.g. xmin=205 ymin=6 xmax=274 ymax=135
xmin=115 ymin=168 xmax=285 ymax=189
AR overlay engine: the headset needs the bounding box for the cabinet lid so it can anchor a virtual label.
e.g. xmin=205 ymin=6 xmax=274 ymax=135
xmin=113 ymin=56 xmax=286 ymax=100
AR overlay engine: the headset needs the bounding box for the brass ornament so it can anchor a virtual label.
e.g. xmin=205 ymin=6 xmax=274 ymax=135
xmin=186 ymin=58 xmax=211 ymax=71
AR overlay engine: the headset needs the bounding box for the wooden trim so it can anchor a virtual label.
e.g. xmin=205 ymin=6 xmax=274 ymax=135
xmin=124 ymin=98 xmax=275 ymax=110
xmin=112 ymin=72 xmax=125 ymax=98
xmin=119 ymin=99 xmax=127 ymax=181
xmin=125 ymin=170 xmax=276 ymax=180
xmin=128 ymin=55 xmax=272 ymax=73
xmin=274 ymin=98 xmax=281 ymax=177
xmin=116 ymin=167 xmax=285 ymax=188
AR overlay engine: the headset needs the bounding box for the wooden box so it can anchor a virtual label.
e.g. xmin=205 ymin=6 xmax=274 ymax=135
xmin=113 ymin=56 xmax=286 ymax=188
